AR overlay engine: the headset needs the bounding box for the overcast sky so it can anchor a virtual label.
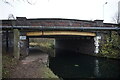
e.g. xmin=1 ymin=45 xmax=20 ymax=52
xmin=0 ymin=0 xmax=120 ymax=23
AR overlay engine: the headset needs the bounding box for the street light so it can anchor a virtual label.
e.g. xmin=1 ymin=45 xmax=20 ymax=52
xmin=118 ymin=1 xmax=120 ymax=24
xmin=103 ymin=2 xmax=108 ymax=20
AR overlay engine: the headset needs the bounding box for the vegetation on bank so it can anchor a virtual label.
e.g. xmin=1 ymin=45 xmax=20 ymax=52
xmin=2 ymin=54 xmax=18 ymax=78
xmin=29 ymin=38 xmax=54 ymax=53
xmin=97 ymin=31 xmax=120 ymax=59
xmin=40 ymin=65 xmax=59 ymax=78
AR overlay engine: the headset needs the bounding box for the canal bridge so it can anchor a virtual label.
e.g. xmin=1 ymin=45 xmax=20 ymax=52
xmin=1 ymin=17 xmax=120 ymax=59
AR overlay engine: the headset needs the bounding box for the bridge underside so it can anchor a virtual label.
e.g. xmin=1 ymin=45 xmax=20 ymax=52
xmin=55 ymin=36 xmax=95 ymax=56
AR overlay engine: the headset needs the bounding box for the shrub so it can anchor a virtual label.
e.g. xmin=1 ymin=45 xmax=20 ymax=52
xmin=99 ymin=31 xmax=120 ymax=58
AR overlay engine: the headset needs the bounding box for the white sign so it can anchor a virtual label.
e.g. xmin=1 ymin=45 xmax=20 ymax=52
xmin=20 ymin=36 xmax=26 ymax=40
xmin=94 ymin=36 xmax=101 ymax=54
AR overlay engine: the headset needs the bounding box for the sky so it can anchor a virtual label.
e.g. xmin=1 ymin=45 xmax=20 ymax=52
xmin=0 ymin=0 xmax=120 ymax=23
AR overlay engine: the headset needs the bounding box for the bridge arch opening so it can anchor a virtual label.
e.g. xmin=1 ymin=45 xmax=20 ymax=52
xmin=28 ymin=38 xmax=55 ymax=57
xmin=26 ymin=35 xmax=97 ymax=58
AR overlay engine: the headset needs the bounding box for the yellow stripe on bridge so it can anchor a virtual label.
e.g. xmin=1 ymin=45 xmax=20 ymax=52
xmin=26 ymin=31 xmax=96 ymax=36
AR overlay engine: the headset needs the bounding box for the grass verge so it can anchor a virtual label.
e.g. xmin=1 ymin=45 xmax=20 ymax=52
xmin=2 ymin=54 xmax=18 ymax=78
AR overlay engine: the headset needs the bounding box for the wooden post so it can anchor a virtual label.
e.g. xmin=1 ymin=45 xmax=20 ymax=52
xmin=109 ymin=31 xmax=112 ymax=42
xmin=118 ymin=31 xmax=120 ymax=57
xmin=13 ymin=29 xmax=20 ymax=59
xmin=52 ymin=40 xmax=56 ymax=57
xmin=27 ymin=37 xmax=29 ymax=51
xmin=6 ymin=30 xmax=8 ymax=53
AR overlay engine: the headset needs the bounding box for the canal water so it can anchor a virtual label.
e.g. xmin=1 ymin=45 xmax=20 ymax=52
xmin=49 ymin=49 xmax=120 ymax=79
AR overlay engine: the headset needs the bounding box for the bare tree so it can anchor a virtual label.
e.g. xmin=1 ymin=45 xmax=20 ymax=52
xmin=8 ymin=14 xmax=15 ymax=20
xmin=2 ymin=0 xmax=37 ymax=5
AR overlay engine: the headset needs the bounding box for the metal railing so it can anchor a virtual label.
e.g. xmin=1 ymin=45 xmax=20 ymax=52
xmin=1 ymin=26 xmax=120 ymax=31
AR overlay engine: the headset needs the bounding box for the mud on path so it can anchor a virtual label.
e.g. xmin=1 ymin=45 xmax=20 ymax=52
xmin=10 ymin=48 xmax=50 ymax=78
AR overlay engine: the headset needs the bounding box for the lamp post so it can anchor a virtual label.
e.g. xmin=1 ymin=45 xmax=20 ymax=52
xmin=118 ymin=1 xmax=120 ymax=24
xmin=103 ymin=2 xmax=108 ymax=20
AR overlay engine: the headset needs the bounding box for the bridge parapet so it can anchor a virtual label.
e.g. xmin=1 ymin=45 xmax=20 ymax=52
xmin=1 ymin=17 xmax=118 ymax=27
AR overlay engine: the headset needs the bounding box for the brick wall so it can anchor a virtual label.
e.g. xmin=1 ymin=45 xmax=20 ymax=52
xmin=2 ymin=17 xmax=117 ymax=27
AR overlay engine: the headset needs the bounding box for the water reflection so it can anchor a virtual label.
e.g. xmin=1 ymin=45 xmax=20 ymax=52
xmin=49 ymin=50 xmax=120 ymax=79
xmin=94 ymin=59 xmax=100 ymax=77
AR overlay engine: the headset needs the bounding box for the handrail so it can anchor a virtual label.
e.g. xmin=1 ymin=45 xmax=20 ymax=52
xmin=1 ymin=26 xmax=120 ymax=31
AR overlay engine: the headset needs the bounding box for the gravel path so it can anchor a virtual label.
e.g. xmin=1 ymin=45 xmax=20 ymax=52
xmin=10 ymin=48 xmax=49 ymax=78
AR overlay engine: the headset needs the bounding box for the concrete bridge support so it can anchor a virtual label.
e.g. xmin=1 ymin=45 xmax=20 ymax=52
xmin=13 ymin=29 xmax=20 ymax=59
xmin=13 ymin=29 xmax=29 ymax=59
xmin=55 ymin=37 xmax=95 ymax=56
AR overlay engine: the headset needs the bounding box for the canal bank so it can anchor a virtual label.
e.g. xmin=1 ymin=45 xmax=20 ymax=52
xmin=2 ymin=49 xmax=59 ymax=79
